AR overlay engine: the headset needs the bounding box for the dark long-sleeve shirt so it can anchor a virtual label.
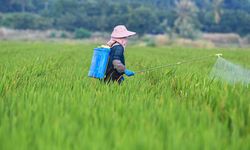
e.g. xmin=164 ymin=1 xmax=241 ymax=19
xmin=106 ymin=44 xmax=125 ymax=72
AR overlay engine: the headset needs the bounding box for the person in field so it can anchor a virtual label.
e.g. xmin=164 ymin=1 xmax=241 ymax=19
xmin=104 ymin=25 xmax=136 ymax=84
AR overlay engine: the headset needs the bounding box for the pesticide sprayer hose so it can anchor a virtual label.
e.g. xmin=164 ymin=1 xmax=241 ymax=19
xmin=135 ymin=54 xmax=222 ymax=73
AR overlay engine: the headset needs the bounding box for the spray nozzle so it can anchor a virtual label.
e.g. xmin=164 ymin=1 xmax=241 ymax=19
xmin=215 ymin=53 xmax=223 ymax=58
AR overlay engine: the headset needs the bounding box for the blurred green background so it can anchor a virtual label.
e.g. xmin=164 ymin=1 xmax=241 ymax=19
xmin=0 ymin=0 xmax=250 ymax=38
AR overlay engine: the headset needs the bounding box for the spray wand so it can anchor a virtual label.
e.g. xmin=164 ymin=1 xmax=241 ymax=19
xmin=135 ymin=53 xmax=223 ymax=74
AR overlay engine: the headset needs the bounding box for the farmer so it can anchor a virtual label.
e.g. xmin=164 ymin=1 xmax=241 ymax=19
xmin=104 ymin=25 xmax=136 ymax=84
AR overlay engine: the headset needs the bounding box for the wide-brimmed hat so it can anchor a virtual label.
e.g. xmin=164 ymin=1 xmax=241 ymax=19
xmin=111 ymin=25 xmax=136 ymax=38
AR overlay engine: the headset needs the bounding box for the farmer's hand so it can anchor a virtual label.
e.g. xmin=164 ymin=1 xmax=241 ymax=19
xmin=125 ymin=69 xmax=135 ymax=77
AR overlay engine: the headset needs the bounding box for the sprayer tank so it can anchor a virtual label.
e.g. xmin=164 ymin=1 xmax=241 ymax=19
xmin=88 ymin=46 xmax=110 ymax=79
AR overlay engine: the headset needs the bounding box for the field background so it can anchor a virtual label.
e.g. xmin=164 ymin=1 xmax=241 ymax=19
xmin=0 ymin=41 xmax=250 ymax=150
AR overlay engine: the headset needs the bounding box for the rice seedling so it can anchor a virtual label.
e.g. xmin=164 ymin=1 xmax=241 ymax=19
xmin=0 ymin=41 xmax=249 ymax=150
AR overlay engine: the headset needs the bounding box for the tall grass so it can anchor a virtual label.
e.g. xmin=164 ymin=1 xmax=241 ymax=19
xmin=0 ymin=41 xmax=249 ymax=150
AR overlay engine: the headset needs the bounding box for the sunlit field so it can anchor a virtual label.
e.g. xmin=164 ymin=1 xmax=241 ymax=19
xmin=0 ymin=41 xmax=249 ymax=150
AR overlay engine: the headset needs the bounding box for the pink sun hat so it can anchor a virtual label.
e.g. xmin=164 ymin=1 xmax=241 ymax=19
xmin=111 ymin=25 xmax=136 ymax=38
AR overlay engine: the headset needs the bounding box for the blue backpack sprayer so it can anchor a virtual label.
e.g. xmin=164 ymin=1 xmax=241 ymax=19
xmin=88 ymin=49 xmax=250 ymax=86
xmin=88 ymin=45 xmax=111 ymax=79
xmin=88 ymin=45 xmax=223 ymax=79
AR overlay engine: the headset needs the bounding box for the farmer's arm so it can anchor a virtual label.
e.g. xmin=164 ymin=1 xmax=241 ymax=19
xmin=112 ymin=46 xmax=125 ymax=73
xmin=113 ymin=60 xmax=125 ymax=73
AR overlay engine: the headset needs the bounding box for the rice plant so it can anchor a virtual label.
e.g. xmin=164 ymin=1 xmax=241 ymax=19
xmin=0 ymin=41 xmax=249 ymax=150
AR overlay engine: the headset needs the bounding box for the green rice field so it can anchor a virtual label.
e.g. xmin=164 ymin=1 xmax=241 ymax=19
xmin=0 ymin=41 xmax=250 ymax=150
